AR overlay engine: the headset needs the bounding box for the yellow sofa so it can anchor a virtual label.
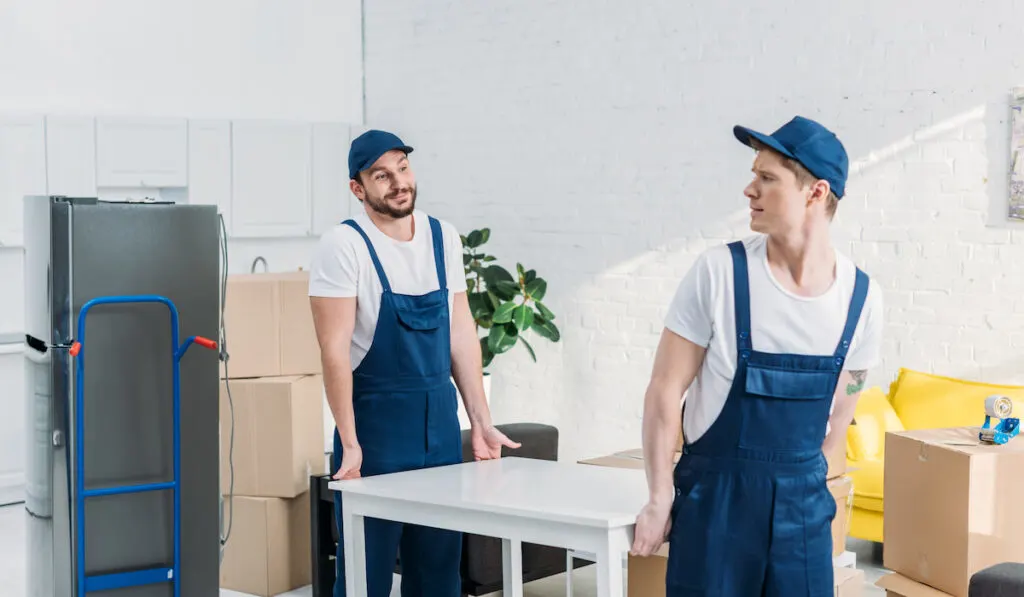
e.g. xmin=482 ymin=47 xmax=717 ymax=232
xmin=844 ymin=367 xmax=1024 ymax=544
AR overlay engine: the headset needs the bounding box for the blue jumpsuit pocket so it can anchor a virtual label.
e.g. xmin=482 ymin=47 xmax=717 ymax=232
xmin=392 ymin=301 xmax=449 ymax=378
xmin=738 ymin=365 xmax=835 ymax=452
xmin=666 ymin=470 xmax=711 ymax=592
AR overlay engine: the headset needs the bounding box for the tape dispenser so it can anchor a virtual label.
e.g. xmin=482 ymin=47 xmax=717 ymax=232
xmin=979 ymin=395 xmax=1020 ymax=445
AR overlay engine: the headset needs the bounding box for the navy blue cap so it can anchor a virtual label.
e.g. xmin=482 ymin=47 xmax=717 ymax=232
xmin=348 ymin=129 xmax=414 ymax=180
xmin=733 ymin=116 xmax=849 ymax=198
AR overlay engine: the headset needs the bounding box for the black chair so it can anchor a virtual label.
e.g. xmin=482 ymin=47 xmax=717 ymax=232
xmin=310 ymin=422 xmax=590 ymax=596
xmin=969 ymin=563 xmax=1024 ymax=597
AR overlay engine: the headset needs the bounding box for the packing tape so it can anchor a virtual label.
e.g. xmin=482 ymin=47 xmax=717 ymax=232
xmin=985 ymin=395 xmax=1013 ymax=418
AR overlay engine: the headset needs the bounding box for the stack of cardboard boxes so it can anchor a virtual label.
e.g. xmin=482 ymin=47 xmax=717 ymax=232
xmin=578 ymin=431 xmax=865 ymax=596
xmin=217 ymin=271 xmax=328 ymax=596
xmin=874 ymin=427 xmax=1024 ymax=596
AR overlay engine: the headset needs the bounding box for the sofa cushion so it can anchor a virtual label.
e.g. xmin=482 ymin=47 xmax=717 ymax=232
xmin=847 ymin=386 xmax=903 ymax=462
xmin=848 ymin=459 xmax=884 ymax=513
xmin=887 ymin=368 xmax=1024 ymax=430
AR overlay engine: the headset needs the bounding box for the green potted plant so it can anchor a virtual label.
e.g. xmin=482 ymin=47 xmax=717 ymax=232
xmin=461 ymin=228 xmax=560 ymax=370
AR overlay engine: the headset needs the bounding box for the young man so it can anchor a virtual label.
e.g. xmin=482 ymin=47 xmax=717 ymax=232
xmin=631 ymin=116 xmax=883 ymax=596
xmin=308 ymin=129 xmax=520 ymax=597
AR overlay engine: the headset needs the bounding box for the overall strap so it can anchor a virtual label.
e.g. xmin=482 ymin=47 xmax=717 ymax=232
xmin=342 ymin=219 xmax=392 ymax=293
xmin=727 ymin=241 xmax=753 ymax=358
xmin=834 ymin=267 xmax=870 ymax=361
xmin=428 ymin=216 xmax=447 ymax=290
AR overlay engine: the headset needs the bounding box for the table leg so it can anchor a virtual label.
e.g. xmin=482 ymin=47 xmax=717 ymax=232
xmin=595 ymin=537 xmax=623 ymax=597
xmin=342 ymin=500 xmax=367 ymax=597
xmin=502 ymin=538 xmax=523 ymax=597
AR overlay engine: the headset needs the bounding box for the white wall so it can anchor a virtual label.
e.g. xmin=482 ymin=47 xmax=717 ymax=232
xmin=0 ymin=0 xmax=363 ymax=500
xmin=363 ymin=0 xmax=1024 ymax=462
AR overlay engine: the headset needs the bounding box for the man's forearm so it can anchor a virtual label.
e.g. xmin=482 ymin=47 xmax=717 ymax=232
xmin=642 ymin=385 xmax=681 ymax=506
xmin=322 ymin=349 xmax=358 ymax=449
xmin=451 ymin=331 xmax=492 ymax=429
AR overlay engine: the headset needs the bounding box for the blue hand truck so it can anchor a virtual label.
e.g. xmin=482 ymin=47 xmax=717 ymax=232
xmin=68 ymin=295 xmax=217 ymax=597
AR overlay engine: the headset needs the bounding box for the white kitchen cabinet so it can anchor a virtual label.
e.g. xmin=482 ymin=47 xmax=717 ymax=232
xmin=0 ymin=248 xmax=24 ymax=337
xmin=230 ymin=121 xmax=312 ymax=238
xmin=96 ymin=117 xmax=188 ymax=188
xmin=187 ymin=120 xmax=233 ymax=233
xmin=311 ymin=122 xmax=352 ymax=234
xmin=0 ymin=347 xmax=26 ymax=505
xmin=0 ymin=116 xmax=48 ymax=248
xmin=46 ymin=115 xmax=98 ymax=197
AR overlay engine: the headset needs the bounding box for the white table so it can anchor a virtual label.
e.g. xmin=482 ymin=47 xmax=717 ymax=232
xmin=328 ymin=456 xmax=649 ymax=597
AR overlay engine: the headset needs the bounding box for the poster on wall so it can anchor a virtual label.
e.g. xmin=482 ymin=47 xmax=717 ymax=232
xmin=1010 ymin=86 xmax=1024 ymax=220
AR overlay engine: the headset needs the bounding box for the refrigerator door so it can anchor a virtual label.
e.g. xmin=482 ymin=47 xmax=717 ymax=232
xmin=25 ymin=197 xmax=221 ymax=597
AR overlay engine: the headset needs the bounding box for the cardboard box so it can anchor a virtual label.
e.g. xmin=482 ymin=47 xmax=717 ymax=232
xmin=883 ymin=427 xmax=1024 ymax=597
xmin=219 ymin=494 xmax=311 ymax=596
xmin=835 ymin=566 xmax=865 ymax=596
xmin=222 ymin=271 xmax=321 ymax=379
xmin=220 ymin=374 xmax=327 ymax=498
xmin=876 ymin=572 xmax=954 ymax=596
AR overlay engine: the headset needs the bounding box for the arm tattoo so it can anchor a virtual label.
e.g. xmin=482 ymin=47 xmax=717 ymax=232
xmin=845 ymin=370 xmax=867 ymax=396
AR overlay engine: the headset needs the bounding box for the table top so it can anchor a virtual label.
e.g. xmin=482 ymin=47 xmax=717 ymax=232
xmin=329 ymin=457 xmax=650 ymax=528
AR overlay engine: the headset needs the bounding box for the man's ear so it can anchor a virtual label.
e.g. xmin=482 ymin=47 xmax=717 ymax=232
xmin=349 ymin=178 xmax=365 ymax=202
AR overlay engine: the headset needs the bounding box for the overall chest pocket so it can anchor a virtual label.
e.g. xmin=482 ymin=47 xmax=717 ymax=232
xmin=738 ymin=364 xmax=837 ymax=453
xmin=392 ymin=296 xmax=450 ymax=378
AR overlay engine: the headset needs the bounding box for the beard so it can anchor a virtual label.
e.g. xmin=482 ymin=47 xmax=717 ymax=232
xmin=365 ymin=184 xmax=417 ymax=219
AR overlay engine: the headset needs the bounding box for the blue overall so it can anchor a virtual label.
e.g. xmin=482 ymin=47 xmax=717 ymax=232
xmin=666 ymin=241 xmax=869 ymax=596
xmin=332 ymin=216 xmax=463 ymax=597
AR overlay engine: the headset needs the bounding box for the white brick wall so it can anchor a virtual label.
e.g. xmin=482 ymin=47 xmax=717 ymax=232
xmin=363 ymin=0 xmax=1024 ymax=462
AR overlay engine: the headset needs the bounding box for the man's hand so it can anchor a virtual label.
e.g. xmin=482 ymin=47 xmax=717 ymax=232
xmin=333 ymin=443 xmax=363 ymax=480
xmin=631 ymin=497 xmax=674 ymax=557
xmin=470 ymin=425 xmax=522 ymax=461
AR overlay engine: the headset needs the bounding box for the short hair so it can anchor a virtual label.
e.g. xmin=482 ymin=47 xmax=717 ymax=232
xmin=749 ymin=139 xmax=839 ymax=220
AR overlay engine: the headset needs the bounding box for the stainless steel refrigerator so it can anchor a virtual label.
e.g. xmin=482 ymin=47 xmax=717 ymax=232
xmin=23 ymin=196 xmax=222 ymax=597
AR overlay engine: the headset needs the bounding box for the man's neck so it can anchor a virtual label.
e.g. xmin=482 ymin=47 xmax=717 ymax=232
xmin=365 ymin=208 xmax=415 ymax=242
xmin=765 ymin=225 xmax=836 ymax=297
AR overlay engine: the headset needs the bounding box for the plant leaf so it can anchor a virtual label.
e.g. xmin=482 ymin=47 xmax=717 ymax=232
xmin=483 ymin=265 xmax=515 ymax=287
xmin=463 ymin=254 xmax=473 ymax=266
xmin=493 ymin=280 xmax=521 ymax=300
xmin=520 ymin=336 xmax=537 ymax=362
xmin=525 ymin=278 xmax=547 ymax=301
xmin=512 ymin=304 xmax=535 ymax=331
xmin=488 ymin=323 xmax=518 ymax=354
xmin=478 ymin=228 xmax=491 ymax=245
xmin=536 ymin=300 xmax=556 ymax=321
xmin=517 ymin=262 xmax=525 ymax=278
xmin=468 ymin=292 xmax=493 ymax=318
xmin=524 ymin=269 xmax=537 ymax=284
xmin=480 ymin=337 xmax=494 ymax=368
xmin=486 ymin=291 xmax=502 ymax=310
xmin=492 ymin=301 xmax=516 ymax=324
xmin=483 ymin=256 xmax=496 ymax=262
xmin=531 ymin=317 xmax=561 ymax=342
xmin=466 ymin=230 xmax=483 ymax=248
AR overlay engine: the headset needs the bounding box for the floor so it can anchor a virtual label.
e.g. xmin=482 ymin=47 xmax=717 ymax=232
xmin=1 ymin=502 xmax=886 ymax=596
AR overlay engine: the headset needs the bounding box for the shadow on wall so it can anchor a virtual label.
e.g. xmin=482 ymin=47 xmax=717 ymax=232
xmin=361 ymin=0 xmax=1024 ymax=459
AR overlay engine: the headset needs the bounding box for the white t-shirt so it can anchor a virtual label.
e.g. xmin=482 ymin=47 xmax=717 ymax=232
xmin=307 ymin=209 xmax=467 ymax=370
xmin=665 ymin=234 xmax=884 ymax=445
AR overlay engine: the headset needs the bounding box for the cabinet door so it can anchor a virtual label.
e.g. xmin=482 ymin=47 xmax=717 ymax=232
xmin=231 ymin=121 xmax=312 ymax=238
xmin=0 ymin=116 xmax=48 ymax=248
xmin=0 ymin=248 xmax=23 ymax=336
xmin=46 ymin=115 xmax=97 ymax=197
xmin=0 ymin=348 xmax=25 ymax=505
xmin=187 ymin=120 xmax=232 ymax=233
xmin=311 ymin=123 xmax=352 ymax=235
xmin=96 ymin=117 xmax=188 ymax=188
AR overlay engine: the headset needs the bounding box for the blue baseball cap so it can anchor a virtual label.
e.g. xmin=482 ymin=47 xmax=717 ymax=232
xmin=348 ymin=129 xmax=414 ymax=180
xmin=733 ymin=116 xmax=849 ymax=198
